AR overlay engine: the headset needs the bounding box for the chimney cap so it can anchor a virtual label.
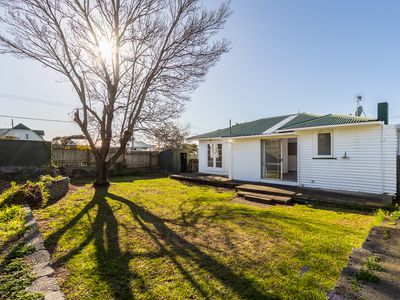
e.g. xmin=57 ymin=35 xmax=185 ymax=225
xmin=377 ymin=102 xmax=388 ymax=125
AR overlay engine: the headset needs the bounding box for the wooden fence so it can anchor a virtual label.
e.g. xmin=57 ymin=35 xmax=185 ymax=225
xmin=53 ymin=147 xmax=159 ymax=169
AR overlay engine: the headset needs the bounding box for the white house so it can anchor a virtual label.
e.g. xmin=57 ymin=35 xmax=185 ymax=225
xmin=0 ymin=123 xmax=45 ymax=141
xmin=190 ymin=103 xmax=399 ymax=196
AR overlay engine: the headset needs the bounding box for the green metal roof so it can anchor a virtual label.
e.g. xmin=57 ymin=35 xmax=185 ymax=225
xmin=190 ymin=114 xmax=292 ymax=139
xmin=190 ymin=113 xmax=319 ymax=139
xmin=279 ymin=114 xmax=377 ymax=130
xmin=190 ymin=112 xmax=379 ymax=140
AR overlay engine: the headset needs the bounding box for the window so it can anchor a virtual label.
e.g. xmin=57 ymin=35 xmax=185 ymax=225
xmin=25 ymin=133 xmax=29 ymax=140
xmin=207 ymin=144 xmax=213 ymax=167
xmin=206 ymin=143 xmax=223 ymax=168
xmin=317 ymin=132 xmax=332 ymax=156
xmin=215 ymin=144 xmax=222 ymax=167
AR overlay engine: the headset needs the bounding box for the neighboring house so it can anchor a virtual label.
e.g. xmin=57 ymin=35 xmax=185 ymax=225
xmin=53 ymin=135 xmax=90 ymax=146
xmin=0 ymin=123 xmax=45 ymax=141
xmin=190 ymin=103 xmax=400 ymax=196
xmin=131 ymin=141 xmax=156 ymax=151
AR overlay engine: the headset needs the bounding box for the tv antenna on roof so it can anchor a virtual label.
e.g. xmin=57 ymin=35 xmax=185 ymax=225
xmin=355 ymin=95 xmax=366 ymax=117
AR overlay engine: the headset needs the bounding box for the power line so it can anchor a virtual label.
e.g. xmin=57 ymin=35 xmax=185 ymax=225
xmin=0 ymin=92 xmax=73 ymax=108
xmin=0 ymin=114 xmax=73 ymax=123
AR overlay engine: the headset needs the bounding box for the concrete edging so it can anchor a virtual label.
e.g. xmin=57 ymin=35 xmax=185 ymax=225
xmin=23 ymin=205 xmax=64 ymax=300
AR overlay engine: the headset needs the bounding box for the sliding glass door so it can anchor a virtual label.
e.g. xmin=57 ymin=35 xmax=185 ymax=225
xmin=261 ymin=139 xmax=282 ymax=180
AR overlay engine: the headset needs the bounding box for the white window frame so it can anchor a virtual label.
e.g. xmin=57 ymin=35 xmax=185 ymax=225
xmin=206 ymin=143 xmax=223 ymax=170
xmin=314 ymin=131 xmax=333 ymax=158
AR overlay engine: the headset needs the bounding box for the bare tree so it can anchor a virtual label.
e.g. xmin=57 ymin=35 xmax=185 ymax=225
xmin=146 ymin=121 xmax=190 ymax=150
xmin=0 ymin=0 xmax=230 ymax=185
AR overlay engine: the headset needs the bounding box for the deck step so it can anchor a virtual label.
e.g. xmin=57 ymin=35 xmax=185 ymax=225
xmin=237 ymin=191 xmax=293 ymax=205
xmin=236 ymin=184 xmax=296 ymax=197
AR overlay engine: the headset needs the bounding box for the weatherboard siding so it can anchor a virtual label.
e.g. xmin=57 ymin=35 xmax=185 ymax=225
xmin=297 ymin=124 xmax=397 ymax=195
xmin=383 ymin=125 xmax=398 ymax=195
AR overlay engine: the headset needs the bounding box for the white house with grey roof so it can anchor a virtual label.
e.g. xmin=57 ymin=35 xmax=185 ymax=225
xmin=0 ymin=123 xmax=45 ymax=141
xmin=190 ymin=103 xmax=400 ymax=197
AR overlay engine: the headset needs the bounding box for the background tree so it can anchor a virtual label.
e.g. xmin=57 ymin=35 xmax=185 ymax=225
xmin=145 ymin=121 xmax=190 ymax=150
xmin=0 ymin=0 xmax=230 ymax=185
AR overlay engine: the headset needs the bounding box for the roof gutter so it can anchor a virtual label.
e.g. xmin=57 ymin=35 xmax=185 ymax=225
xmin=277 ymin=121 xmax=383 ymax=133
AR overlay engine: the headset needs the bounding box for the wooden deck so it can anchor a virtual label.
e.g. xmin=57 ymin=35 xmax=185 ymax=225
xmin=170 ymin=173 xmax=393 ymax=209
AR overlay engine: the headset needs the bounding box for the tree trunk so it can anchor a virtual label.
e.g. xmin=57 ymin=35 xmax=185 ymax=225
xmin=94 ymin=158 xmax=109 ymax=187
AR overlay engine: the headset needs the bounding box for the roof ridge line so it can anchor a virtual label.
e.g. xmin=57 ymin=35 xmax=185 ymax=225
xmin=329 ymin=113 xmax=376 ymax=120
xmin=280 ymin=114 xmax=325 ymax=129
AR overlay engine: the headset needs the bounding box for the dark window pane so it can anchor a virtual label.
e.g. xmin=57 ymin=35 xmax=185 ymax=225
xmin=318 ymin=133 xmax=331 ymax=156
xmin=215 ymin=144 xmax=222 ymax=168
xmin=288 ymin=142 xmax=297 ymax=156
xmin=207 ymin=144 xmax=213 ymax=167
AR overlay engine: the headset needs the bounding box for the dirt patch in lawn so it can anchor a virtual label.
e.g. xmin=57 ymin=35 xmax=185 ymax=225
xmin=231 ymin=196 xmax=274 ymax=208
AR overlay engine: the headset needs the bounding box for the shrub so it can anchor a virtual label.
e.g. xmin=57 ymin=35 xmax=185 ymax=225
xmin=0 ymin=205 xmax=26 ymax=249
xmin=390 ymin=210 xmax=400 ymax=221
xmin=0 ymin=181 xmax=50 ymax=208
xmin=374 ymin=209 xmax=389 ymax=224
xmin=39 ymin=175 xmax=63 ymax=183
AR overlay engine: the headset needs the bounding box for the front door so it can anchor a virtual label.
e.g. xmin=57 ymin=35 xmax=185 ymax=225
xmin=262 ymin=139 xmax=282 ymax=180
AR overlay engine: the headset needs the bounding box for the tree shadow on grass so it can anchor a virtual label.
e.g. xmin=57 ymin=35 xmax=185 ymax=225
xmin=46 ymin=187 xmax=148 ymax=300
xmin=107 ymin=191 xmax=270 ymax=299
xmin=45 ymin=186 xmax=271 ymax=299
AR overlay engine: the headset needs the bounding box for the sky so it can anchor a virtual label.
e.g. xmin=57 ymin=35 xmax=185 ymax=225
xmin=1 ymin=0 xmax=400 ymax=139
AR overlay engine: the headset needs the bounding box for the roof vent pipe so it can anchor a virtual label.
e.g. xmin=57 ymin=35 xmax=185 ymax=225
xmin=377 ymin=102 xmax=389 ymax=125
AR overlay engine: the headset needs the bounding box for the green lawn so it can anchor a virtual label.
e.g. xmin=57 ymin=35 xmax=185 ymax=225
xmin=33 ymin=177 xmax=380 ymax=300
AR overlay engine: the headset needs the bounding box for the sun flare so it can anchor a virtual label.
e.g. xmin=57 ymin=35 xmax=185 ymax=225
xmin=98 ymin=39 xmax=114 ymax=60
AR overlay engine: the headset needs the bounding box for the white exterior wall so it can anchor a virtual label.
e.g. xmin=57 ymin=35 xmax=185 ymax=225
xmin=197 ymin=124 xmax=399 ymax=195
xmin=231 ymin=138 xmax=261 ymax=181
xmin=198 ymin=140 xmax=229 ymax=176
xmin=297 ymin=124 xmax=398 ymax=195
xmin=2 ymin=129 xmax=44 ymax=141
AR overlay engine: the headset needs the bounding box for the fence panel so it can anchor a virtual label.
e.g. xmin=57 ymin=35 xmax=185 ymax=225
xmin=53 ymin=148 xmax=92 ymax=167
xmin=0 ymin=140 xmax=51 ymax=167
xmin=125 ymin=151 xmax=158 ymax=168
xmin=53 ymin=148 xmax=159 ymax=169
